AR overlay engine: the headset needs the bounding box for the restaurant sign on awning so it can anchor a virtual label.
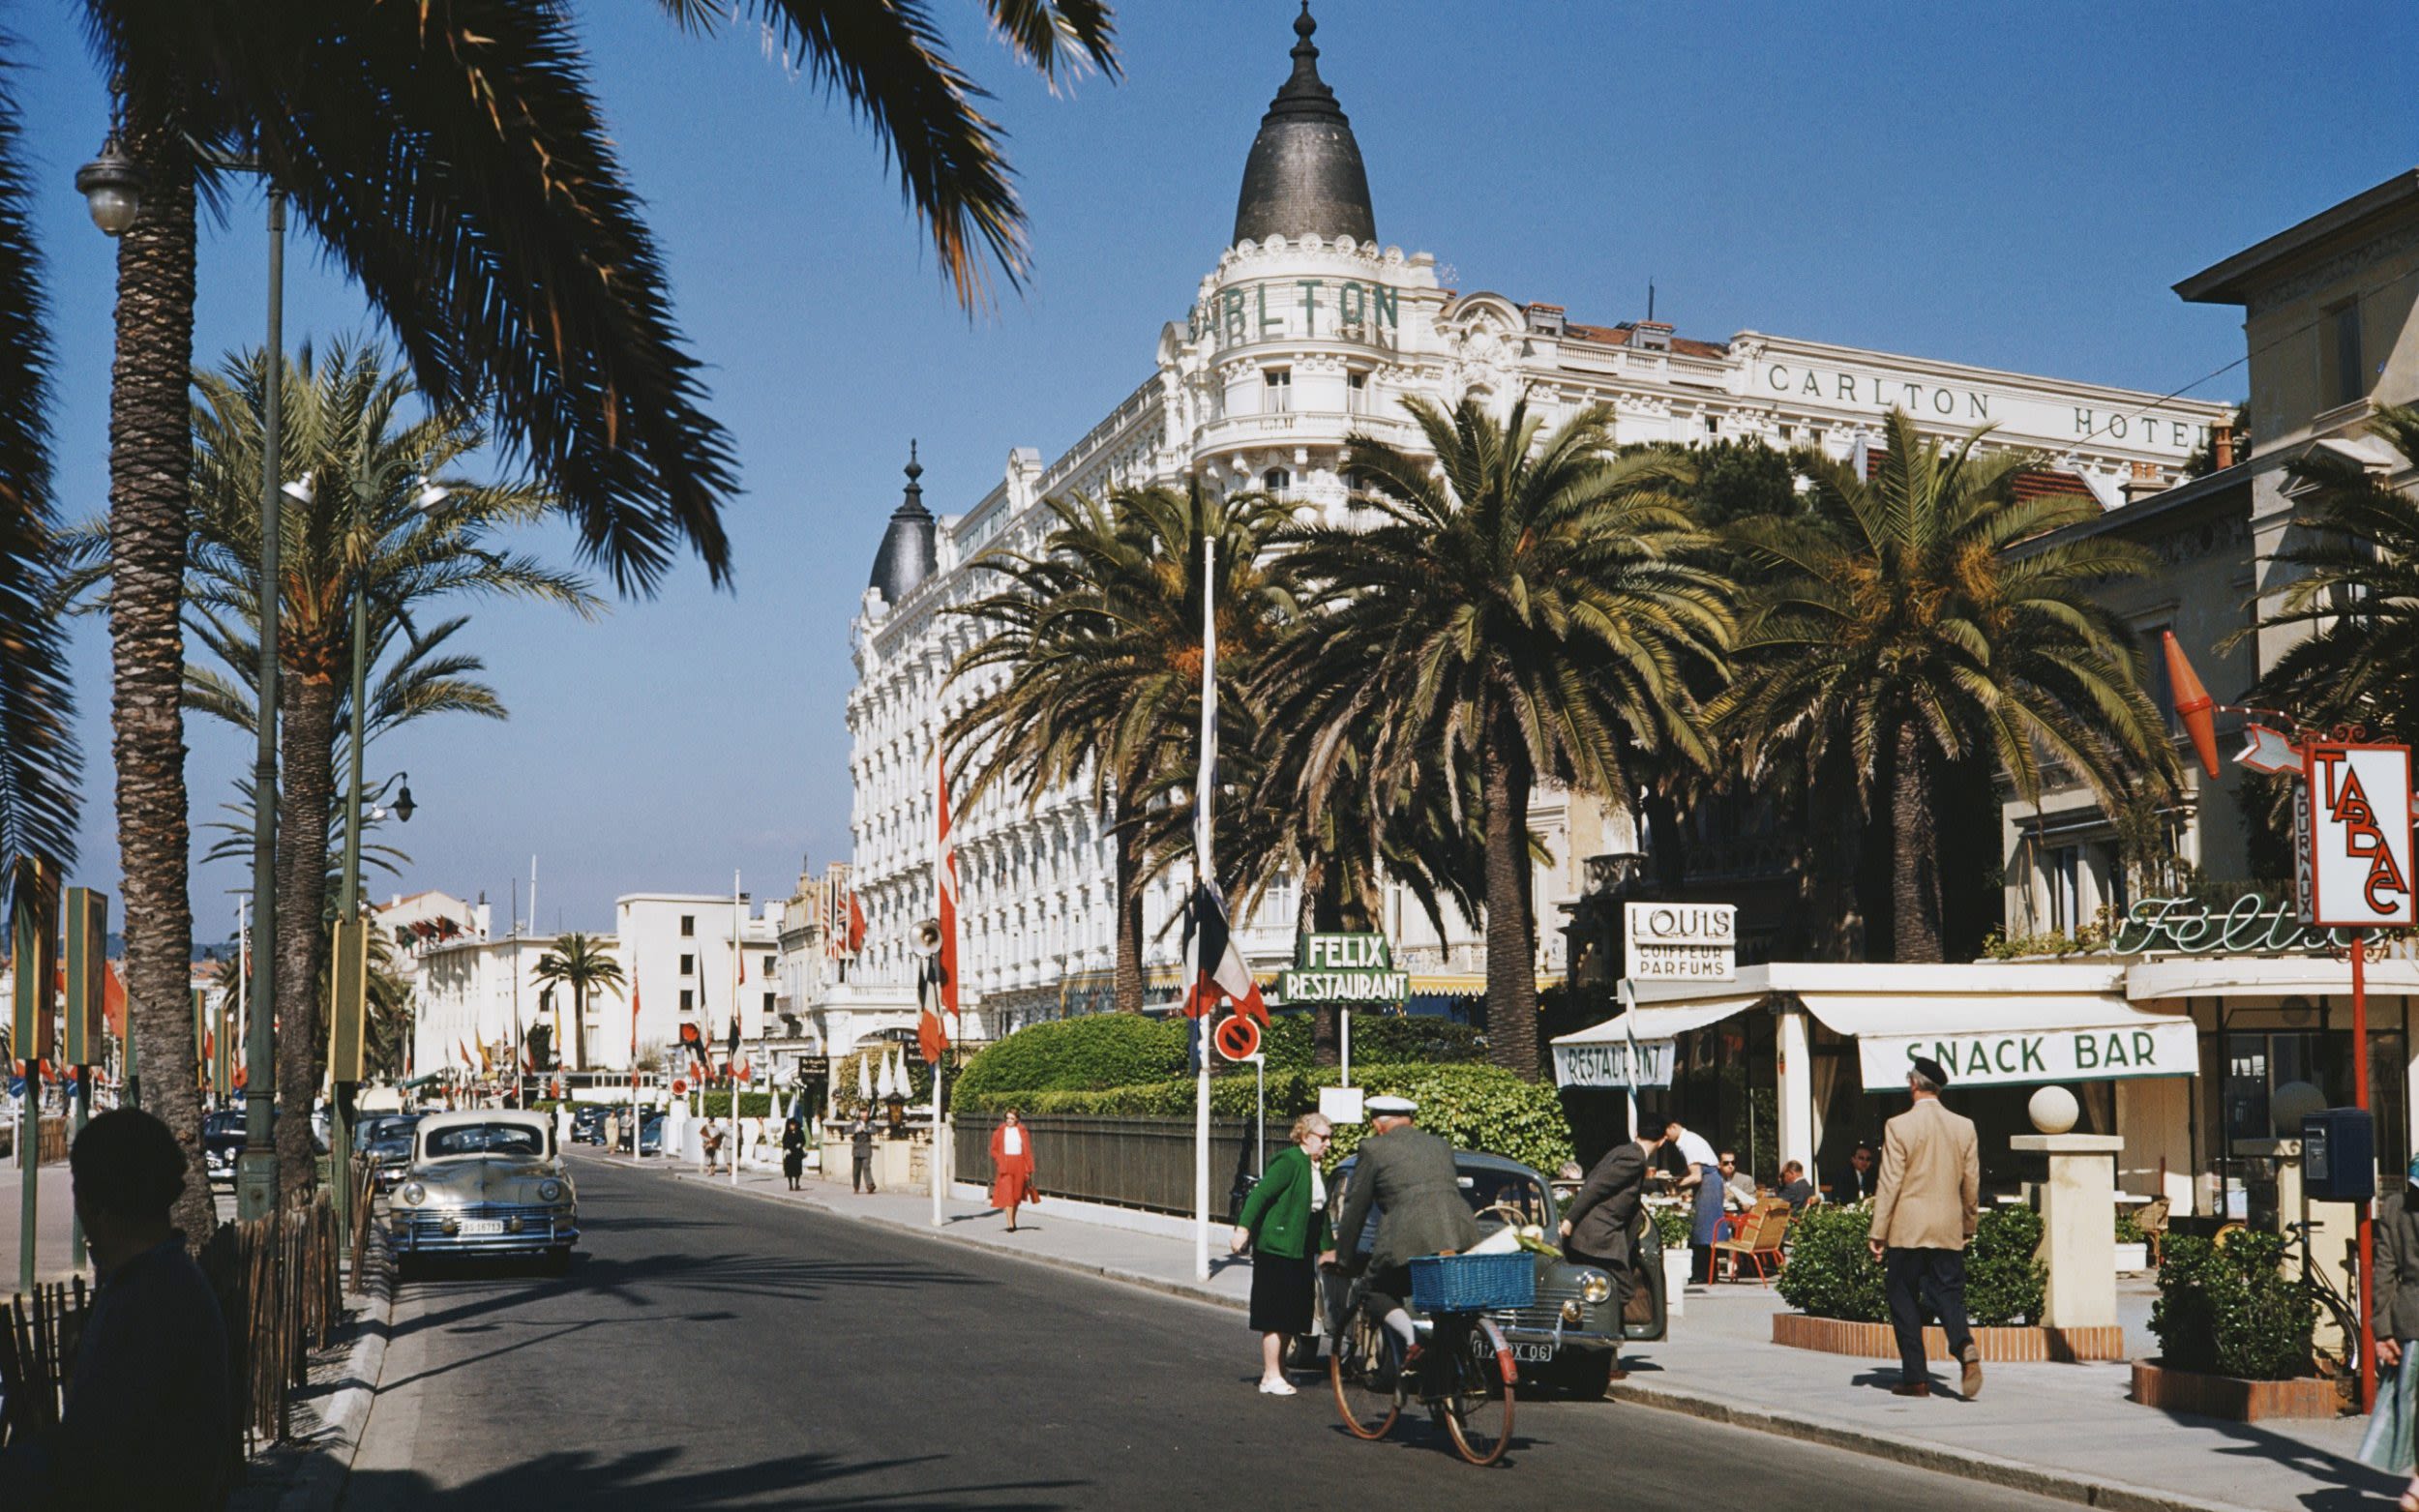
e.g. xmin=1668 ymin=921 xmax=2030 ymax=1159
xmin=1857 ymin=1020 xmax=2197 ymax=1091
xmin=1551 ymin=1038 xmax=1676 ymax=1089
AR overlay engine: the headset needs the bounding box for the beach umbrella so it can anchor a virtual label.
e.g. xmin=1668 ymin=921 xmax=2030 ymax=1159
xmin=857 ymin=1052 xmax=872 ymax=1103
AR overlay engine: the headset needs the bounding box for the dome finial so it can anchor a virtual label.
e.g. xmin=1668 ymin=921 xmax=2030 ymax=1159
xmin=906 ymin=438 xmax=922 ymax=484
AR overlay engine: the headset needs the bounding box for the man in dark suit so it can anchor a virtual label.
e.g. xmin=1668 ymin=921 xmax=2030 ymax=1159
xmin=1333 ymin=1095 xmax=1480 ymax=1365
xmin=1558 ymin=1123 xmax=1669 ymax=1381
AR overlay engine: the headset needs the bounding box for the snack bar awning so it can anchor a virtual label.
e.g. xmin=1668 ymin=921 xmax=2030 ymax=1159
xmin=1551 ymin=962 xmax=2194 ymax=1090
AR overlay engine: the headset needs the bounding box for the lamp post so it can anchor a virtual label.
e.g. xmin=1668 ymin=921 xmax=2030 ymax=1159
xmin=84 ymin=133 xmax=299 ymax=1223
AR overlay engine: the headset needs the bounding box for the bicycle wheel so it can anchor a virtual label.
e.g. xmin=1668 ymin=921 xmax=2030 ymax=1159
xmin=1441 ymin=1317 xmax=1515 ymax=1467
xmin=1329 ymin=1300 xmax=1403 ymax=1440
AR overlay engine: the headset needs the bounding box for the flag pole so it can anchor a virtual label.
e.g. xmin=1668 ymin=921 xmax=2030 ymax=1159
xmin=1194 ymin=533 xmax=1215 ymax=1282
xmin=732 ymin=869 xmax=743 ymax=1188
xmin=630 ymin=953 xmax=642 ymax=1160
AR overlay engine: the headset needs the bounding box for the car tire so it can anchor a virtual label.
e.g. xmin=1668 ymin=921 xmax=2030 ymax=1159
xmin=1558 ymin=1349 xmax=1617 ymax=1400
xmin=393 ymin=1252 xmax=417 ymax=1284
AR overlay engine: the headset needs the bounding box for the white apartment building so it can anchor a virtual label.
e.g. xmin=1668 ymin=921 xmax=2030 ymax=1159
xmin=836 ymin=6 xmax=2234 ymax=1037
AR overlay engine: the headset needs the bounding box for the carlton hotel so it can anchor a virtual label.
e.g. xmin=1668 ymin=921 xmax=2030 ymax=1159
xmin=814 ymin=7 xmax=2231 ymax=1047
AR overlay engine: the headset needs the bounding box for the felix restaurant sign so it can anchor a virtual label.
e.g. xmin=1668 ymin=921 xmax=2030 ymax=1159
xmin=1857 ymin=1021 xmax=2197 ymax=1091
xmin=1278 ymin=934 xmax=1409 ymax=1004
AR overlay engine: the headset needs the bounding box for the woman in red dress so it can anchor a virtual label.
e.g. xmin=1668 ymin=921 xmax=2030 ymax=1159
xmin=989 ymin=1110 xmax=1038 ymax=1231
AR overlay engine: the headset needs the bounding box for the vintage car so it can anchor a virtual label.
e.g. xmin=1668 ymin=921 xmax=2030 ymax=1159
xmin=387 ymin=1111 xmax=578 ymax=1274
xmin=357 ymin=1113 xmax=421 ymax=1193
xmin=1328 ymin=1147 xmax=1666 ymax=1396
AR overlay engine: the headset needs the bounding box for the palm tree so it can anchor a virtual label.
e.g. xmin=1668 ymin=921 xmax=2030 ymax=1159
xmin=58 ymin=0 xmax=1117 ymax=1230
xmin=1716 ymin=408 xmax=2176 ymax=962
xmin=533 ymin=934 xmax=626 ymax=1073
xmin=946 ymin=483 xmax=1290 ymax=1011
xmin=2242 ymin=405 xmax=2419 ymax=739
xmin=1262 ymin=396 xmax=1732 ymax=1079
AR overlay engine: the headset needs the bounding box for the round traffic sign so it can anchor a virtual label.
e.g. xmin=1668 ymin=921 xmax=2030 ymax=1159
xmin=1213 ymin=1015 xmax=1261 ymax=1062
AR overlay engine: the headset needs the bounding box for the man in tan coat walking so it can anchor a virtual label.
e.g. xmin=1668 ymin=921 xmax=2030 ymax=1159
xmin=1867 ymin=1054 xmax=1982 ymax=1399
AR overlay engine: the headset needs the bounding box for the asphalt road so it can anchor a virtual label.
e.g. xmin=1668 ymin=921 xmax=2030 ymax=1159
xmin=346 ymin=1155 xmax=2070 ymax=1512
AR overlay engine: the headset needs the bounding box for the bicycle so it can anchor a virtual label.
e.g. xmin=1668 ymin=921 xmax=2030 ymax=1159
xmin=2285 ymin=1218 xmax=2363 ymax=1403
xmin=1326 ymin=1263 xmax=1519 ymax=1466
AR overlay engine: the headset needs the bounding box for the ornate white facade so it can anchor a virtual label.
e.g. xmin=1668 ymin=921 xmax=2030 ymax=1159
xmin=831 ymin=8 xmax=2233 ymax=1039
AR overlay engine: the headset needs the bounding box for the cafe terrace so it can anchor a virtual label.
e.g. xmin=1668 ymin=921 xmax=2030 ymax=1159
xmin=1552 ymin=896 xmax=2419 ymax=1221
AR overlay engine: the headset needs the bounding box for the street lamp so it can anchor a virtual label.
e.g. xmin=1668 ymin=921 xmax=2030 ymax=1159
xmin=88 ymin=133 xmax=292 ymax=1224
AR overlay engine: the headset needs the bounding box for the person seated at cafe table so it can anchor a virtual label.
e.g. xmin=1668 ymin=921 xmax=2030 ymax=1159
xmin=1719 ymin=1152 xmax=1759 ymax=1213
xmin=1775 ymin=1160 xmax=1817 ymax=1214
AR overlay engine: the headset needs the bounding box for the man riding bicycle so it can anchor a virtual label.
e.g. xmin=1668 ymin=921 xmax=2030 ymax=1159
xmin=1329 ymin=1095 xmax=1480 ymax=1370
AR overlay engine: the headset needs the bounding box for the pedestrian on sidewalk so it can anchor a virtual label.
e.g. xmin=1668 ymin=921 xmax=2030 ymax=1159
xmin=989 ymin=1111 xmax=1038 ymax=1231
xmin=0 ymin=1109 xmax=237 ymax=1509
xmin=702 ymin=1118 xmax=725 ymax=1176
xmin=1232 ymin=1113 xmax=1334 ymax=1396
xmin=1559 ymin=1121 xmax=1668 ymax=1382
xmin=782 ymin=1117 xmax=809 ymax=1190
xmin=1662 ymin=1118 xmax=1722 ymax=1282
xmin=2358 ymin=1156 xmax=2419 ymax=1497
xmin=1868 ymin=1056 xmax=1982 ymax=1401
xmin=851 ymin=1112 xmax=878 ymax=1193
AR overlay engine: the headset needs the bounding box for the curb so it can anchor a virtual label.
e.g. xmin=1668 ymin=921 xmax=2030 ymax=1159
xmin=640 ymin=1156 xmax=2269 ymax=1512
xmin=263 ymin=1241 xmax=397 ymax=1512
xmin=1599 ymin=1378 xmax=2267 ymax=1512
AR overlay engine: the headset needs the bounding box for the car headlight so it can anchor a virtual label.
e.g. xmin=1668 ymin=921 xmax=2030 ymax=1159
xmin=1576 ymin=1269 xmax=1613 ymax=1306
xmin=537 ymin=1180 xmax=563 ymax=1203
xmin=401 ymin=1182 xmax=425 ymax=1206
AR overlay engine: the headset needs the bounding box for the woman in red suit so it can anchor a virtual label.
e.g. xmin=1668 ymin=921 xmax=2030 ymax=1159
xmin=989 ymin=1110 xmax=1038 ymax=1232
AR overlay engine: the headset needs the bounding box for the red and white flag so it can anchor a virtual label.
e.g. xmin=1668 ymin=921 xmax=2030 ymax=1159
xmin=918 ymin=744 xmax=961 ymax=1065
xmin=847 ymin=888 xmax=867 ymax=955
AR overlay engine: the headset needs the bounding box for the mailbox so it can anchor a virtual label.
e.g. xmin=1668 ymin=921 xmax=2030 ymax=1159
xmin=2303 ymin=1108 xmax=2376 ymax=1203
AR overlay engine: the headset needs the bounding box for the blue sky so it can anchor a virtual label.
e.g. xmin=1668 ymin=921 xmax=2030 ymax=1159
xmin=19 ymin=1 xmax=2418 ymax=934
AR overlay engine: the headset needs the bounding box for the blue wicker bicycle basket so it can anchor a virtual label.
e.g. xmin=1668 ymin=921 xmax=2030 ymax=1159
xmin=1409 ymin=1252 xmax=1535 ymax=1313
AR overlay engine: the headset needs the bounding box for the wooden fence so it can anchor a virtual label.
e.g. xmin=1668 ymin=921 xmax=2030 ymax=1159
xmin=953 ymin=1113 xmax=1269 ymax=1221
xmin=0 ymin=1280 xmax=87 ymax=1445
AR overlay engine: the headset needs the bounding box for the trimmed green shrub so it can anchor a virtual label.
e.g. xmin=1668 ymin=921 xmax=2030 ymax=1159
xmin=1776 ymin=1202 xmax=1889 ymax=1321
xmin=691 ymin=1091 xmax=778 ymax=1119
xmin=1652 ymin=1206 xmax=1692 ymax=1250
xmin=2151 ymin=1230 xmax=2315 ymax=1380
xmin=1965 ymin=1204 xmax=2046 ymax=1326
xmin=1775 ymin=1204 xmax=2043 ymax=1326
xmin=2113 ymin=1209 xmax=2145 ymax=1244
xmin=1257 ymin=1013 xmax=1484 ymax=1072
xmin=1318 ymin=1064 xmax=1572 ymax=1176
xmin=951 ymin=1016 xmax=1187 ymax=1103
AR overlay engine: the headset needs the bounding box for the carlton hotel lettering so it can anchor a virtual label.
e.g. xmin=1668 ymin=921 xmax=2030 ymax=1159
xmin=1189 ymin=278 xmax=1403 ymax=345
xmin=1765 ymin=362 xmax=2210 ymax=451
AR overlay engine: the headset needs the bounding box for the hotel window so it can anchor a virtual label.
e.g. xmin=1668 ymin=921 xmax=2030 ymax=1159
xmin=1263 ymin=467 xmax=1292 ymax=494
xmin=679 ymin=954 xmax=695 ymax=976
xmin=679 ymin=914 xmax=695 ymax=936
xmin=680 ymin=989 xmax=694 ymax=1012
xmin=2045 ymin=847 xmax=2080 ymax=934
xmin=1347 ymin=371 xmax=1368 ymax=413
xmin=763 ymin=954 xmax=777 ymax=976
xmin=2141 ymin=623 xmax=2177 ymax=734
xmin=1264 ymin=369 xmax=1291 ymax=413
xmin=762 ymin=992 xmax=777 ymax=1015
xmin=2325 ymin=299 xmax=2365 ymax=408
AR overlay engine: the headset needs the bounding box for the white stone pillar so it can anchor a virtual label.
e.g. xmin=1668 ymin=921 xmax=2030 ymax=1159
xmin=1777 ymin=1008 xmax=1815 ymax=1177
xmin=2011 ymin=1133 xmax=2123 ymax=1330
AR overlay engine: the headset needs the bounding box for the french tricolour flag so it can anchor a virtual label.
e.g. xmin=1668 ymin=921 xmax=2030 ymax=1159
xmin=1182 ymin=882 xmax=1267 ymax=1025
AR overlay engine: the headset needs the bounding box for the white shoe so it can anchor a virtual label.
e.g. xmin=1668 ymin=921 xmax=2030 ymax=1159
xmin=1258 ymin=1379 xmax=1298 ymax=1396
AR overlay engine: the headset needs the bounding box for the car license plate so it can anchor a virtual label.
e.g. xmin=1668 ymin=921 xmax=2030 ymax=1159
xmin=459 ymin=1219 xmax=505 ymax=1236
xmin=1475 ymin=1337 xmax=1556 ymax=1364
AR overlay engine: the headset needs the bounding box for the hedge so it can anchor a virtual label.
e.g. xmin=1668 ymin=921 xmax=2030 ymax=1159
xmin=2151 ymin=1230 xmax=2314 ymax=1379
xmin=951 ymin=1016 xmax=1187 ymax=1104
xmin=1775 ymin=1202 xmax=2046 ymax=1327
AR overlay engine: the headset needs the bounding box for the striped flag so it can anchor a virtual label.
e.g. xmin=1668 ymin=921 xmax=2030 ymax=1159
xmin=1181 ymin=882 xmax=1267 ymax=1025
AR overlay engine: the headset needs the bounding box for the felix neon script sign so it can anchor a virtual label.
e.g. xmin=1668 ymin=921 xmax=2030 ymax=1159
xmin=2298 ymin=742 xmax=2417 ymax=930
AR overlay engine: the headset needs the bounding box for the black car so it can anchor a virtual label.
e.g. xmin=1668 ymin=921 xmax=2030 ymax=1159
xmin=358 ymin=1114 xmax=422 ymax=1191
xmin=202 ymin=1110 xmax=246 ymax=1186
xmin=570 ymin=1105 xmax=613 ymax=1144
xmin=615 ymin=1112 xmax=666 ymax=1155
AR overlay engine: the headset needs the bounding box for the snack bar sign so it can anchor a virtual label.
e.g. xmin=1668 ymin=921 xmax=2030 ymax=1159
xmin=1624 ymin=903 xmax=1736 ymax=982
xmin=2298 ymin=742 xmax=2417 ymax=930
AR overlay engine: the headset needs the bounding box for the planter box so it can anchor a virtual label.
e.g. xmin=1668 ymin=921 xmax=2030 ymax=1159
xmin=2129 ymin=1358 xmax=2342 ymax=1420
xmin=1773 ymin=1311 xmax=2125 ymax=1362
xmin=2112 ymin=1241 xmax=2149 ymax=1272
xmin=1663 ymin=1247 xmax=1691 ymax=1317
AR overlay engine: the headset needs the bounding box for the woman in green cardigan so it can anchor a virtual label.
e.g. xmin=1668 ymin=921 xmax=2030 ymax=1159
xmin=1230 ymin=1112 xmax=1335 ymax=1395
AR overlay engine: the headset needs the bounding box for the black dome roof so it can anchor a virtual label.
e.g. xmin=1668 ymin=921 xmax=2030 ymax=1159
xmin=868 ymin=443 xmax=937 ymax=605
xmin=1232 ymin=4 xmax=1375 ymax=248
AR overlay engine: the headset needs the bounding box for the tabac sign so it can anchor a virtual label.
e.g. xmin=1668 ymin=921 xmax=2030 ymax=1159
xmin=1278 ymin=934 xmax=1408 ymax=1004
xmin=2297 ymin=742 xmax=2416 ymax=930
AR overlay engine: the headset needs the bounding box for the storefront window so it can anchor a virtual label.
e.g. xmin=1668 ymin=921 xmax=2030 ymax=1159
xmin=2223 ymin=1026 xmax=2407 ymax=1177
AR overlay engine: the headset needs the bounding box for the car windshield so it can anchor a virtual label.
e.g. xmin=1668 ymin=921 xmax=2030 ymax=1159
xmin=424 ymin=1123 xmax=545 ymax=1159
xmin=1462 ymin=1169 xmax=1550 ymax=1230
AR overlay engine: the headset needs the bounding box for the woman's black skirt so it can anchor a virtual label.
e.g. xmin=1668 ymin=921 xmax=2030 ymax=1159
xmin=1248 ymin=1248 xmax=1316 ymax=1335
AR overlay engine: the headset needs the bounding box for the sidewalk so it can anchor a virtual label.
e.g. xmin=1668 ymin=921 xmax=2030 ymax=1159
xmin=603 ymin=1150 xmax=2404 ymax=1512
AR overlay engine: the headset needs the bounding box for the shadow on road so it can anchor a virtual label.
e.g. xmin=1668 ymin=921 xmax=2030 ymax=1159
xmin=343 ymin=1447 xmax=1087 ymax=1511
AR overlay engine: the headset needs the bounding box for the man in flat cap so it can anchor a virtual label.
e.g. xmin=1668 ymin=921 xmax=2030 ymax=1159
xmin=1331 ymin=1095 xmax=1479 ymax=1370
xmin=1868 ymin=1055 xmax=1982 ymax=1399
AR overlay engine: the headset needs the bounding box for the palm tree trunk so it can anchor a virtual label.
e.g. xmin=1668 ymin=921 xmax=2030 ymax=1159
xmin=1891 ymin=723 xmax=1945 ymax=964
xmin=106 ymin=133 xmax=212 ymax=1246
xmin=573 ymin=981 xmax=586 ymax=1071
xmin=274 ymin=667 xmax=338 ymax=1199
xmin=1480 ymin=730 xmax=1541 ymax=1081
xmin=1112 ymin=791 xmax=1144 ymax=1013
xmin=1299 ymin=857 xmax=1339 ymax=1067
